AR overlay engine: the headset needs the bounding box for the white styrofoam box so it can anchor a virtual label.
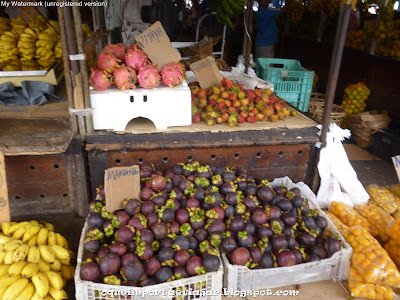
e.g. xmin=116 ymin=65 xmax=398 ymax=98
xmin=90 ymin=82 xmax=192 ymax=131
xmin=75 ymin=219 xmax=223 ymax=300
xmin=222 ymin=177 xmax=352 ymax=293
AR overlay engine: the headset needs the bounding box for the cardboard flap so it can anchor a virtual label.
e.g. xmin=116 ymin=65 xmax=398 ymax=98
xmin=105 ymin=165 xmax=140 ymax=212
xmin=190 ymin=56 xmax=223 ymax=89
xmin=136 ymin=21 xmax=182 ymax=70
xmin=0 ymin=152 xmax=10 ymax=224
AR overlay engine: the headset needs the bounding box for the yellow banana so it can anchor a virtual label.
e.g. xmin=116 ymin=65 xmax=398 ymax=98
xmin=22 ymin=225 xmax=41 ymax=243
xmin=43 ymin=50 xmax=54 ymax=60
xmin=1 ymin=222 xmax=16 ymax=236
xmin=3 ymin=277 xmax=29 ymax=300
xmin=60 ymin=235 xmax=69 ymax=250
xmin=38 ymin=258 xmax=51 ymax=272
xmin=15 ymin=282 xmax=34 ymax=300
xmin=0 ymin=235 xmax=11 ymax=244
xmin=36 ymin=228 xmax=49 ymax=246
xmin=39 ymin=245 xmax=55 ymax=264
xmin=7 ymin=48 xmax=19 ymax=56
xmin=4 ymin=250 xmax=15 ymax=265
xmin=49 ymin=258 xmax=61 ymax=272
xmin=27 ymin=246 xmax=40 ymax=264
xmin=45 ymin=270 xmax=63 ymax=289
xmin=0 ymin=35 xmax=16 ymax=43
xmin=31 ymin=272 xmax=49 ymax=297
xmin=31 ymin=290 xmax=44 ymax=300
xmin=29 ymin=220 xmax=40 ymax=226
xmin=49 ymin=244 xmax=70 ymax=261
xmin=2 ymin=239 xmax=23 ymax=251
xmin=27 ymin=235 xmax=37 ymax=247
xmin=59 ymin=259 xmax=70 ymax=265
xmin=0 ymin=252 xmax=6 ymax=264
xmin=0 ymin=264 xmax=10 ymax=276
xmin=60 ymin=264 xmax=73 ymax=280
xmin=48 ymin=286 xmax=68 ymax=300
xmin=25 ymin=27 xmax=37 ymax=37
xmin=0 ymin=42 xmax=17 ymax=50
xmin=43 ymin=222 xmax=54 ymax=231
xmin=55 ymin=233 xmax=65 ymax=248
xmin=8 ymin=261 xmax=27 ymax=276
xmin=0 ymin=286 xmax=6 ymax=300
xmin=0 ymin=274 xmax=21 ymax=289
xmin=21 ymin=262 xmax=39 ymax=278
xmin=13 ymin=244 xmax=29 ymax=262
xmin=43 ymin=41 xmax=54 ymax=50
xmin=12 ymin=223 xmax=33 ymax=240
xmin=47 ymin=231 xmax=57 ymax=245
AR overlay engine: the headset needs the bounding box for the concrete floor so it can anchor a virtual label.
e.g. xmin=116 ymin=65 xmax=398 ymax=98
xmin=12 ymin=143 xmax=397 ymax=299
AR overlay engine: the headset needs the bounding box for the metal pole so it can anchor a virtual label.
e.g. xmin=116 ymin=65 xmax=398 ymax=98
xmin=244 ymin=0 xmax=253 ymax=74
xmin=319 ymin=4 xmax=352 ymax=148
xmin=72 ymin=4 xmax=94 ymax=133
xmin=57 ymin=7 xmax=77 ymax=133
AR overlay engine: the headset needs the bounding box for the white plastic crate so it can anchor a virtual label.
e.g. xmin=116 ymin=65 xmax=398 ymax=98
xmin=90 ymin=82 xmax=192 ymax=131
xmin=222 ymin=177 xmax=352 ymax=293
xmin=75 ymin=219 xmax=223 ymax=300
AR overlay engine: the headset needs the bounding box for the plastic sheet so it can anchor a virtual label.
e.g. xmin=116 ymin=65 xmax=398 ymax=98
xmin=0 ymin=81 xmax=64 ymax=106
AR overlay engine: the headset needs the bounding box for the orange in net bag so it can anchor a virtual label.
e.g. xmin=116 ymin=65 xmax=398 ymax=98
xmin=330 ymin=201 xmax=378 ymax=236
xmin=343 ymin=226 xmax=400 ymax=287
xmin=355 ymin=202 xmax=394 ymax=243
xmin=386 ymin=218 xmax=400 ymax=242
xmin=348 ymin=263 xmax=394 ymax=300
xmin=366 ymin=184 xmax=399 ymax=215
xmin=323 ymin=211 xmax=348 ymax=233
xmin=384 ymin=239 xmax=400 ymax=267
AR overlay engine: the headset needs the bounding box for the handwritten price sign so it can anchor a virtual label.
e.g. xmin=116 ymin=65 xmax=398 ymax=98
xmin=105 ymin=165 xmax=141 ymax=212
xmin=0 ymin=152 xmax=10 ymax=223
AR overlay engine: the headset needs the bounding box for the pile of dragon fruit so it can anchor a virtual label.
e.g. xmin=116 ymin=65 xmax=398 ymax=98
xmin=90 ymin=43 xmax=186 ymax=91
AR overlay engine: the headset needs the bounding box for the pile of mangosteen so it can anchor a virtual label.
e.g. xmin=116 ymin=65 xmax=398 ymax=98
xmin=80 ymin=161 xmax=342 ymax=287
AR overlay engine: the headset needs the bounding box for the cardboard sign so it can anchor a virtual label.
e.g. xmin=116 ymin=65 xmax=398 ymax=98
xmin=392 ymin=155 xmax=400 ymax=183
xmin=0 ymin=152 xmax=10 ymax=224
xmin=190 ymin=56 xmax=223 ymax=89
xmin=105 ymin=165 xmax=140 ymax=212
xmin=136 ymin=21 xmax=181 ymax=70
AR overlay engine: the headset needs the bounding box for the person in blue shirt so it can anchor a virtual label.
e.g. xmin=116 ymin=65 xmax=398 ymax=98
xmin=255 ymin=0 xmax=281 ymax=59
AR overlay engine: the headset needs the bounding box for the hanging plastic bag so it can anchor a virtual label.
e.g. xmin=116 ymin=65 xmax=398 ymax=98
xmin=315 ymin=123 xmax=369 ymax=208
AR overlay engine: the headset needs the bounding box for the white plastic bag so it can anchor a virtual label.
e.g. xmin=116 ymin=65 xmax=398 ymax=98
xmin=315 ymin=123 xmax=369 ymax=208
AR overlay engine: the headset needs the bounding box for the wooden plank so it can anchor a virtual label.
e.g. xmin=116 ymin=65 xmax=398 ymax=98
xmin=0 ymin=119 xmax=73 ymax=155
xmin=0 ymin=152 xmax=10 ymax=223
xmin=5 ymin=155 xmax=67 ymax=184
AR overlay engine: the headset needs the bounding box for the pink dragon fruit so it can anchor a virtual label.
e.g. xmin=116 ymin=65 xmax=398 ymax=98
xmin=102 ymin=44 xmax=126 ymax=61
xmin=113 ymin=66 xmax=137 ymax=90
xmin=125 ymin=47 xmax=150 ymax=71
xmin=90 ymin=68 xmax=113 ymax=91
xmin=161 ymin=62 xmax=185 ymax=88
xmin=137 ymin=65 xmax=161 ymax=89
xmin=96 ymin=52 xmax=121 ymax=74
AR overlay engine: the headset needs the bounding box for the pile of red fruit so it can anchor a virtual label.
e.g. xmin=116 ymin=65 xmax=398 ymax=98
xmin=90 ymin=43 xmax=186 ymax=91
xmin=190 ymin=78 xmax=298 ymax=126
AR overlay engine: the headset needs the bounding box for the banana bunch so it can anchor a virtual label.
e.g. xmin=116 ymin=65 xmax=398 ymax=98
xmin=0 ymin=31 xmax=20 ymax=70
xmin=17 ymin=28 xmax=37 ymax=61
xmin=214 ymin=0 xmax=245 ymax=28
xmin=0 ymin=220 xmax=74 ymax=300
xmin=35 ymin=22 xmax=60 ymax=69
xmin=82 ymin=24 xmax=94 ymax=39
xmin=10 ymin=17 xmax=27 ymax=34
xmin=27 ymin=16 xmax=47 ymax=33
xmin=54 ymin=41 xmax=63 ymax=60
xmin=0 ymin=17 xmax=11 ymax=35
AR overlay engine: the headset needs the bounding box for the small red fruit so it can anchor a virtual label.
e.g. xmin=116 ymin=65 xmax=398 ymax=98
xmin=209 ymin=100 xmax=217 ymax=107
xmin=191 ymin=86 xmax=200 ymax=95
xmin=229 ymin=92 xmax=238 ymax=101
xmin=208 ymin=94 xmax=218 ymax=101
xmin=251 ymin=108 xmax=259 ymax=115
xmin=224 ymin=100 xmax=232 ymax=108
xmin=220 ymin=91 xmax=230 ymax=99
xmin=269 ymin=114 xmax=279 ymax=122
xmin=255 ymin=89 xmax=262 ymax=96
xmin=192 ymin=113 xmax=201 ymax=123
xmin=237 ymin=91 xmax=246 ymax=99
xmin=221 ymin=78 xmax=234 ymax=89
xmin=290 ymin=110 xmax=298 ymax=117
xmin=238 ymin=115 xmax=246 ymax=123
xmin=240 ymin=111 xmax=249 ymax=118
xmin=228 ymin=106 xmax=239 ymax=114
xmin=212 ymin=86 xmax=221 ymax=95
xmin=233 ymin=100 xmax=241 ymax=108
xmin=197 ymin=89 xmax=207 ymax=98
xmin=240 ymin=98 xmax=249 ymax=106
xmin=217 ymin=102 xmax=226 ymax=111
xmin=221 ymin=112 xmax=229 ymax=122
xmin=246 ymin=116 xmax=257 ymax=123
xmin=263 ymin=106 xmax=274 ymax=117
xmin=274 ymin=103 xmax=283 ymax=111
xmin=257 ymin=113 xmax=265 ymax=121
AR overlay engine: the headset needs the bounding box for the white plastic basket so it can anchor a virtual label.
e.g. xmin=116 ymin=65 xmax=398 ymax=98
xmin=222 ymin=177 xmax=352 ymax=293
xmin=90 ymin=81 xmax=192 ymax=131
xmin=75 ymin=220 xmax=223 ymax=300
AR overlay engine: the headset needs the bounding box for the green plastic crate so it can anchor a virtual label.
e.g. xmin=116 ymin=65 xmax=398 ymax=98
xmin=256 ymin=58 xmax=314 ymax=112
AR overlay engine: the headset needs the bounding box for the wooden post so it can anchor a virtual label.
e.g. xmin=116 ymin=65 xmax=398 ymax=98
xmin=0 ymin=152 xmax=10 ymax=223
